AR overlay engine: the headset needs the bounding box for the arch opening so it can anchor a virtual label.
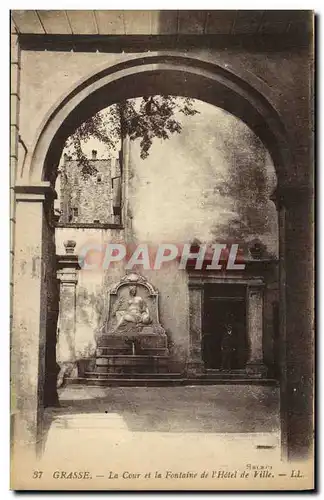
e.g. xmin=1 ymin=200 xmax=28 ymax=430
xmin=26 ymin=53 xmax=288 ymax=429
xmin=26 ymin=55 xmax=292 ymax=184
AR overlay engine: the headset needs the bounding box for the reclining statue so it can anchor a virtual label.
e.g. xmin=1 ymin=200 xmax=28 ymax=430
xmin=114 ymin=285 xmax=151 ymax=331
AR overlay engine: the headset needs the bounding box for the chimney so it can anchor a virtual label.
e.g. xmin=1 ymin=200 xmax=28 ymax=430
xmin=92 ymin=149 xmax=97 ymax=160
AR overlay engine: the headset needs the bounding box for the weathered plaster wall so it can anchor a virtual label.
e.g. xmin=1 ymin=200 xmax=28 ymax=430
xmin=127 ymin=101 xmax=278 ymax=252
xmin=55 ymin=102 xmax=279 ymax=373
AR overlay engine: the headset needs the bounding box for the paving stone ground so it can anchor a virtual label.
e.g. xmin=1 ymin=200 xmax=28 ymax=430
xmin=39 ymin=384 xmax=281 ymax=477
xmin=49 ymin=384 xmax=279 ymax=433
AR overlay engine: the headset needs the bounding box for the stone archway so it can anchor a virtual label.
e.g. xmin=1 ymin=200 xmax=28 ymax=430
xmin=21 ymin=54 xmax=292 ymax=184
xmin=12 ymin=53 xmax=312 ymax=463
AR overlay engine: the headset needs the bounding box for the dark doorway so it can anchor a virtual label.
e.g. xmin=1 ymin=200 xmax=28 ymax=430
xmin=202 ymin=284 xmax=248 ymax=370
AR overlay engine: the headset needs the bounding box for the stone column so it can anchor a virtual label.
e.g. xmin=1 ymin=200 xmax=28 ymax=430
xmin=274 ymin=184 xmax=313 ymax=460
xmin=187 ymin=283 xmax=204 ymax=376
xmin=56 ymin=241 xmax=80 ymax=386
xmin=11 ymin=183 xmax=55 ymax=466
xmin=277 ymin=201 xmax=288 ymax=459
xmin=121 ymin=136 xmax=132 ymax=240
xmin=246 ymin=283 xmax=267 ymax=377
xmin=10 ymin=19 xmax=20 ymax=327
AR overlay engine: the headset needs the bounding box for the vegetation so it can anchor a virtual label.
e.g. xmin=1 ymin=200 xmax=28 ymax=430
xmin=65 ymin=96 xmax=199 ymax=175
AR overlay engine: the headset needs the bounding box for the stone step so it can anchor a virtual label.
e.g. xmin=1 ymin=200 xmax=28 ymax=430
xmin=65 ymin=377 xmax=278 ymax=387
xmin=66 ymin=377 xmax=186 ymax=387
xmin=203 ymin=369 xmax=271 ymax=379
xmin=206 ymin=369 xmax=247 ymax=374
xmin=96 ymin=354 xmax=169 ymax=359
xmin=203 ymin=372 xmax=254 ymax=378
xmin=87 ymin=371 xmax=274 ymax=380
xmin=85 ymin=371 xmax=183 ymax=379
xmin=96 ymin=355 xmax=168 ymax=369
xmin=96 ymin=349 xmax=168 ymax=356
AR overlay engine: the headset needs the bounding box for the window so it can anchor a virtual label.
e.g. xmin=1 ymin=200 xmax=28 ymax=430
xmin=97 ymin=174 xmax=102 ymax=183
xmin=69 ymin=207 xmax=78 ymax=222
xmin=93 ymin=219 xmax=100 ymax=224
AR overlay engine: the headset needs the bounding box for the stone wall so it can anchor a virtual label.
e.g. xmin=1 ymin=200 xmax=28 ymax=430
xmin=58 ymin=153 xmax=121 ymax=225
xmin=12 ymin=19 xmax=313 ymax=458
xmin=42 ymin=200 xmax=60 ymax=406
xmin=126 ymin=101 xmax=278 ymax=255
xmin=17 ymin=44 xmax=311 ymax=188
xmin=262 ymin=266 xmax=280 ymax=373
xmin=55 ymin=103 xmax=279 ymax=375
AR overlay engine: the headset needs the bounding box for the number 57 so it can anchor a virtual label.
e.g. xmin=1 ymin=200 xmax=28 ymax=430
xmin=33 ymin=471 xmax=43 ymax=479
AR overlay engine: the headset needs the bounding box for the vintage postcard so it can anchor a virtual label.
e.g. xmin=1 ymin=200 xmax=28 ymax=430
xmin=10 ymin=9 xmax=314 ymax=490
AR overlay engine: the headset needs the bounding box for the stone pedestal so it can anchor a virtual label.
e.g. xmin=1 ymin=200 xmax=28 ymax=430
xmin=97 ymin=330 xmax=169 ymax=357
xmin=187 ymin=284 xmax=204 ymax=376
xmin=96 ymin=326 xmax=169 ymax=375
xmin=56 ymin=244 xmax=80 ymax=385
xmin=96 ymin=355 xmax=169 ymax=375
xmin=246 ymin=284 xmax=268 ymax=377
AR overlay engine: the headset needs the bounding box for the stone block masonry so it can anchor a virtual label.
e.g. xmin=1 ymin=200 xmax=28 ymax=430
xmin=58 ymin=151 xmax=121 ymax=225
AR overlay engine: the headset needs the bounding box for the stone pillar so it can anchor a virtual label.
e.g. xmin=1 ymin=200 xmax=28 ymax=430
xmin=275 ymin=185 xmax=314 ymax=460
xmin=121 ymin=136 xmax=132 ymax=240
xmin=56 ymin=241 xmax=80 ymax=386
xmin=277 ymin=201 xmax=288 ymax=459
xmin=246 ymin=283 xmax=267 ymax=377
xmin=187 ymin=283 xmax=204 ymax=376
xmin=11 ymin=183 xmax=55 ymax=466
xmin=10 ymin=19 xmax=20 ymax=327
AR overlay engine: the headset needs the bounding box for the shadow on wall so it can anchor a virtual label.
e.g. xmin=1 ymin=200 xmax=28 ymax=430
xmin=75 ymin=286 xmax=103 ymax=368
xmin=128 ymin=100 xmax=278 ymax=257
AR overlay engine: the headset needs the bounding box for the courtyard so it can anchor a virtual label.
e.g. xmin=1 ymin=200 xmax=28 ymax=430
xmin=40 ymin=384 xmax=281 ymax=475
